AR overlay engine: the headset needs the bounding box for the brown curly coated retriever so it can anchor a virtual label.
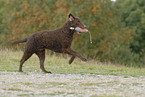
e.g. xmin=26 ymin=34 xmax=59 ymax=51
xmin=11 ymin=13 xmax=87 ymax=73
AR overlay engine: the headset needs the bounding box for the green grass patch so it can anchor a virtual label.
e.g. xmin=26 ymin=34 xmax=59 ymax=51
xmin=0 ymin=49 xmax=145 ymax=76
xmin=91 ymin=95 xmax=119 ymax=97
xmin=18 ymin=93 xmax=35 ymax=96
xmin=8 ymin=88 xmax=22 ymax=91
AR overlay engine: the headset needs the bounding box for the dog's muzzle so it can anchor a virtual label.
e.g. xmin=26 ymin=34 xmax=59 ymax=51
xmin=70 ymin=27 xmax=88 ymax=34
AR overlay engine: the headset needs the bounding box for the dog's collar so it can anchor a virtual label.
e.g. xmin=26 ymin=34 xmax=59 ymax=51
xmin=70 ymin=27 xmax=75 ymax=30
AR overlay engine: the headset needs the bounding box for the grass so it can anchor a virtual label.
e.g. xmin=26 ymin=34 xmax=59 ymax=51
xmin=0 ymin=49 xmax=145 ymax=97
xmin=0 ymin=49 xmax=145 ymax=76
xmin=0 ymin=49 xmax=145 ymax=96
xmin=8 ymin=88 xmax=22 ymax=91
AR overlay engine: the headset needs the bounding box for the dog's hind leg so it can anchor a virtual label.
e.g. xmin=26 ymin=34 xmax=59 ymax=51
xmin=69 ymin=56 xmax=76 ymax=64
xmin=19 ymin=51 xmax=33 ymax=72
xmin=36 ymin=50 xmax=51 ymax=73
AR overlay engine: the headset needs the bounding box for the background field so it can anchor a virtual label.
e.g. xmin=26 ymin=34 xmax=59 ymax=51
xmin=0 ymin=49 xmax=145 ymax=97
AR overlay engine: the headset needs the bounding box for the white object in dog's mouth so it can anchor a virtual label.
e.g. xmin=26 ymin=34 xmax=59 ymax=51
xmin=70 ymin=27 xmax=88 ymax=34
xmin=75 ymin=27 xmax=88 ymax=34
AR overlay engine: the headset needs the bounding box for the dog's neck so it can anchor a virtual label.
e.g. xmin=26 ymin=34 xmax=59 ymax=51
xmin=61 ymin=21 xmax=75 ymax=37
xmin=63 ymin=20 xmax=73 ymax=29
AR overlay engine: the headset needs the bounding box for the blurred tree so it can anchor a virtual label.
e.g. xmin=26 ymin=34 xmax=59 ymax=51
xmin=0 ymin=0 xmax=7 ymax=34
xmin=115 ymin=0 xmax=145 ymax=56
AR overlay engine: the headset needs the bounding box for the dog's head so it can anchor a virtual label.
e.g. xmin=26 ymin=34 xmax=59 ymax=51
xmin=68 ymin=13 xmax=87 ymax=30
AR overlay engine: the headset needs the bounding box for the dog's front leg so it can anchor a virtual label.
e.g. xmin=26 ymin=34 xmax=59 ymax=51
xmin=64 ymin=48 xmax=87 ymax=62
xmin=69 ymin=56 xmax=76 ymax=64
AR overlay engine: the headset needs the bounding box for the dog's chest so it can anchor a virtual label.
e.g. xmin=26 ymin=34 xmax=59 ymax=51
xmin=62 ymin=36 xmax=73 ymax=48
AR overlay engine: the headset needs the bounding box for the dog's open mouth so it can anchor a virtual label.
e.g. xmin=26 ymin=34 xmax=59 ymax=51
xmin=76 ymin=31 xmax=81 ymax=34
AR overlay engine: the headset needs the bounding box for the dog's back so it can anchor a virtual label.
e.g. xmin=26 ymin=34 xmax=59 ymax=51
xmin=26 ymin=24 xmax=73 ymax=53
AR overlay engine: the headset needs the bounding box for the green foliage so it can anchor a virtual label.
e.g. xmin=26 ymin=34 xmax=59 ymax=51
xmin=115 ymin=0 xmax=145 ymax=55
xmin=0 ymin=0 xmax=144 ymax=66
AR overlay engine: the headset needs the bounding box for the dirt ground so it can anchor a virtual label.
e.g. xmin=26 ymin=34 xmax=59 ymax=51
xmin=0 ymin=71 xmax=145 ymax=97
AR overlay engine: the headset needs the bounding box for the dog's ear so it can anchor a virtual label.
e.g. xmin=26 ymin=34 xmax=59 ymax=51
xmin=68 ymin=13 xmax=75 ymax=21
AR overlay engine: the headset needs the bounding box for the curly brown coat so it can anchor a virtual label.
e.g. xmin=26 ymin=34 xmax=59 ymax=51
xmin=11 ymin=13 xmax=87 ymax=73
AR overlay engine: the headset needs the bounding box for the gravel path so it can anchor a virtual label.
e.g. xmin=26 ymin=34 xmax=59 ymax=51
xmin=0 ymin=71 xmax=145 ymax=97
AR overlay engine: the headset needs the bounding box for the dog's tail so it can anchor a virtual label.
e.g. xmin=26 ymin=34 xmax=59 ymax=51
xmin=10 ymin=38 xmax=27 ymax=44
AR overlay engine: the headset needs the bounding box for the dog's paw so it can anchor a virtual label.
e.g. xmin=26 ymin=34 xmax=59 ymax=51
xmin=44 ymin=71 xmax=52 ymax=73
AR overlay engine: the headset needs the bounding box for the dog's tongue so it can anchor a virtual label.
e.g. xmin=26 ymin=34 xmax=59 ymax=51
xmin=84 ymin=29 xmax=88 ymax=33
xmin=76 ymin=31 xmax=80 ymax=34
